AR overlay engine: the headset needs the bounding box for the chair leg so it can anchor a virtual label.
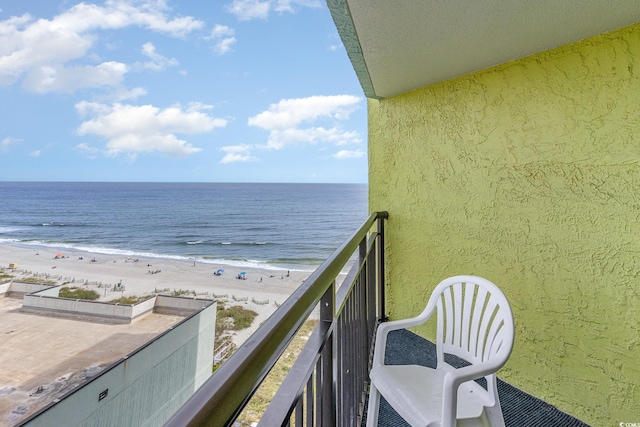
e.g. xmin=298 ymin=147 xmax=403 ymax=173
xmin=484 ymin=400 xmax=506 ymax=427
xmin=485 ymin=382 xmax=506 ymax=427
xmin=366 ymin=383 xmax=381 ymax=427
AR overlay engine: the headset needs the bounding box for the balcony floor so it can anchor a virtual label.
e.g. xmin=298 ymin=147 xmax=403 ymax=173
xmin=362 ymin=329 xmax=590 ymax=427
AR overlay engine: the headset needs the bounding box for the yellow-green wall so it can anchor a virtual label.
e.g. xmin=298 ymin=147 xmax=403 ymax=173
xmin=369 ymin=23 xmax=640 ymax=425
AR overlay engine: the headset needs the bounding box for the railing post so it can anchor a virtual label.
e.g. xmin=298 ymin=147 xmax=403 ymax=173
xmin=377 ymin=215 xmax=386 ymax=321
xmin=320 ymin=281 xmax=335 ymax=427
xmin=367 ymin=234 xmax=377 ymax=342
xmin=357 ymin=237 xmax=368 ymax=423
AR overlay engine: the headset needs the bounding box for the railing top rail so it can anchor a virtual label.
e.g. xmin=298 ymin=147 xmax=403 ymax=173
xmin=165 ymin=211 xmax=388 ymax=427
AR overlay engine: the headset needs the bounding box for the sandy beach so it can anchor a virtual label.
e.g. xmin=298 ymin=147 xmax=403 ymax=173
xmin=0 ymin=243 xmax=313 ymax=345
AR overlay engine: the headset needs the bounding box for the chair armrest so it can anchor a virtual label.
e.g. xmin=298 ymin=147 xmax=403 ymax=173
xmin=448 ymin=356 xmax=507 ymax=384
xmin=371 ymin=302 xmax=438 ymax=366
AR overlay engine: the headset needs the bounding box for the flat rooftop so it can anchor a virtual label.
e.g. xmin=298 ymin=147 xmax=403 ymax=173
xmin=0 ymin=296 xmax=185 ymax=425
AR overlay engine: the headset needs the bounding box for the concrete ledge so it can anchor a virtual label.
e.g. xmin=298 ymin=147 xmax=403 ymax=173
xmin=4 ymin=281 xmax=215 ymax=324
xmin=131 ymin=296 xmax=156 ymax=319
xmin=0 ymin=281 xmax=11 ymax=296
xmin=20 ymin=306 xmax=132 ymax=324
xmin=154 ymin=295 xmax=214 ymax=316
xmin=23 ymin=294 xmax=135 ymax=322
xmin=3 ymin=281 xmax=57 ymax=298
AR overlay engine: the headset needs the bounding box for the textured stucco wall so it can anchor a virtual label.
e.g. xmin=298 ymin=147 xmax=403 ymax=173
xmin=368 ymin=23 xmax=640 ymax=426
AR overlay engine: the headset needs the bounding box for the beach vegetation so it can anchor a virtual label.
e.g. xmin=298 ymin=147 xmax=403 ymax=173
xmin=20 ymin=277 xmax=57 ymax=285
xmin=172 ymin=288 xmax=197 ymax=296
xmin=217 ymin=304 xmax=258 ymax=330
xmin=213 ymin=302 xmax=259 ymax=371
xmin=58 ymin=286 xmax=100 ymax=300
xmin=237 ymin=320 xmax=318 ymax=424
xmin=110 ymin=295 xmax=154 ymax=304
xmin=0 ymin=272 xmax=13 ymax=281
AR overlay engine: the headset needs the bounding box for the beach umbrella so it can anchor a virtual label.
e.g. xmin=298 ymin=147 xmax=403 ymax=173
xmin=240 ymin=272 xmax=246 ymax=275
xmin=216 ymin=269 xmax=224 ymax=274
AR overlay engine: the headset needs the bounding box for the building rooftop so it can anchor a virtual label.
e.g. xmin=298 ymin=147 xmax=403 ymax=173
xmin=0 ymin=296 xmax=185 ymax=425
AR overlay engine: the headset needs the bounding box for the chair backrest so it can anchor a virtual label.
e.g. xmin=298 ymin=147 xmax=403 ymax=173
xmin=431 ymin=276 xmax=514 ymax=369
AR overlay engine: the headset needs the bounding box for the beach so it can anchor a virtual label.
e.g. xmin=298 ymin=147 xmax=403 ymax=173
xmin=0 ymin=243 xmax=313 ymax=346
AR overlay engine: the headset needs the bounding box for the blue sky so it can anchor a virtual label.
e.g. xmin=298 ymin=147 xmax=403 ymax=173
xmin=0 ymin=0 xmax=367 ymax=183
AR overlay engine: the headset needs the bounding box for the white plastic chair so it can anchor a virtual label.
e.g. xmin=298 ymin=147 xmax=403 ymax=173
xmin=366 ymin=275 xmax=514 ymax=427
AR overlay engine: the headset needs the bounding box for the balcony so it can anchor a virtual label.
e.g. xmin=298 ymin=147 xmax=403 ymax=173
xmin=166 ymin=212 xmax=589 ymax=427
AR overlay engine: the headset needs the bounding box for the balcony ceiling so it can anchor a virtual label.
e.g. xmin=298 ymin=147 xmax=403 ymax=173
xmin=330 ymin=0 xmax=640 ymax=99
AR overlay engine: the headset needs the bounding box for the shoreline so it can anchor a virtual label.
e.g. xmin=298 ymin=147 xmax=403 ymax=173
xmin=0 ymin=242 xmax=315 ymax=346
xmin=0 ymin=239 xmax=319 ymax=273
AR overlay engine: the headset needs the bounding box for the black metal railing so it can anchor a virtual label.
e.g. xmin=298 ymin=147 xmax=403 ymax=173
xmin=165 ymin=211 xmax=388 ymax=427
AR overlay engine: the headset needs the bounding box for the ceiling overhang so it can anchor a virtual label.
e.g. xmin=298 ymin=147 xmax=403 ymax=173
xmin=328 ymin=0 xmax=640 ymax=99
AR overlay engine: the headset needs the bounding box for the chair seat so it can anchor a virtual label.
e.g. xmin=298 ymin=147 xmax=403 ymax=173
xmin=370 ymin=364 xmax=492 ymax=427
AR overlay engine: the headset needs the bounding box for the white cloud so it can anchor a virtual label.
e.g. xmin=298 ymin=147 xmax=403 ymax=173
xmin=30 ymin=149 xmax=41 ymax=157
xmin=333 ymin=149 xmax=365 ymax=159
xmin=111 ymin=86 xmax=148 ymax=101
xmin=264 ymin=127 xmax=360 ymax=149
xmin=1 ymin=136 xmax=21 ymax=151
xmin=75 ymin=101 xmax=109 ymax=117
xmin=248 ymin=95 xmax=362 ymax=149
xmin=226 ymin=0 xmax=320 ymax=20
xmin=226 ymin=0 xmax=270 ymax=21
xmin=186 ymin=102 xmax=214 ymax=113
xmin=214 ymin=37 xmax=237 ymax=55
xmin=249 ymin=95 xmax=360 ymax=129
xmin=137 ymin=42 xmax=178 ymax=71
xmin=220 ymin=95 xmax=363 ymax=163
xmin=22 ymin=61 xmax=128 ymax=93
xmin=76 ymin=142 xmax=100 ymax=159
xmin=0 ymin=1 xmax=203 ymax=92
xmin=211 ymin=24 xmax=235 ymax=39
xmin=208 ymin=25 xmax=236 ymax=55
xmin=75 ymin=101 xmax=227 ymax=158
xmin=219 ymin=145 xmax=259 ymax=164
xmin=327 ymin=33 xmax=343 ymax=52
xmin=274 ymin=0 xmax=322 ymax=13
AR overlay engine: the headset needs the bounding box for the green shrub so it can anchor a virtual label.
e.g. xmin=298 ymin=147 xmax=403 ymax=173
xmin=58 ymin=286 xmax=100 ymax=300
xmin=172 ymin=288 xmax=196 ymax=296
xmin=217 ymin=305 xmax=258 ymax=331
xmin=212 ymin=303 xmax=259 ymax=369
xmin=21 ymin=277 xmax=57 ymax=285
xmin=110 ymin=295 xmax=153 ymax=304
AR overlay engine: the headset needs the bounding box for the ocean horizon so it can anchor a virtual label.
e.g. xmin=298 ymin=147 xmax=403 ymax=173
xmin=0 ymin=182 xmax=368 ymax=272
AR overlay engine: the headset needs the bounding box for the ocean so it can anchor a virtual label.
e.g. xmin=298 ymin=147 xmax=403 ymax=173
xmin=0 ymin=182 xmax=368 ymax=272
